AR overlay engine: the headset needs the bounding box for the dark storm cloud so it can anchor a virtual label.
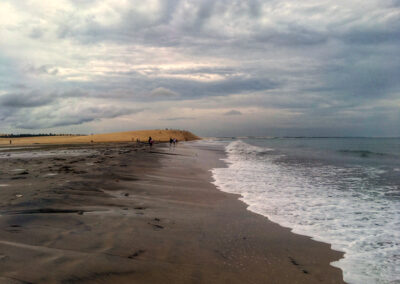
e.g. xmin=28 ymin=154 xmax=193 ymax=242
xmin=0 ymin=92 xmax=56 ymax=108
xmin=253 ymin=26 xmax=328 ymax=46
xmin=304 ymin=54 xmax=400 ymax=101
xmin=61 ymin=69 xmax=280 ymax=102
xmin=0 ymin=90 xmax=93 ymax=108
xmin=206 ymin=77 xmax=279 ymax=95
xmin=55 ymin=0 xmax=331 ymax=49
xmin=6 ymin=105 xmax=141 ymax=129
xmin=340 ymin=28 xmax=400 ymax=45
xmin=43 ymin=0 xmax=398 ymax=105
xmin=128 ymin=76 xmax=279 ymax=101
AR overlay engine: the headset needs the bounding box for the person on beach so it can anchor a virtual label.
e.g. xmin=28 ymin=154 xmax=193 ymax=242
xmin=148 ymin=136 xmax=154 ymax=148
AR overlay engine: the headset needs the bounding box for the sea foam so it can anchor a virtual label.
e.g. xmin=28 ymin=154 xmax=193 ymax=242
xmin=211 ymin=140 xmax=400 ymax=284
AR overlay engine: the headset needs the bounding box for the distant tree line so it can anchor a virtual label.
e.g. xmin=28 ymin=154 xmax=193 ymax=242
xmin=0 ymin=133 xmax=84 ymax=138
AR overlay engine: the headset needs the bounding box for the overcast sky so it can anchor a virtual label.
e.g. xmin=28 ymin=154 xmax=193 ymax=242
xmin=0 ymin=0 xmax=399 ymax=137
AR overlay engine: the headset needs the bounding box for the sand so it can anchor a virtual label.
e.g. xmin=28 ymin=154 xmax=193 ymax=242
xmin=0 ymin=129 xmax=199 ymax=145
xmin=0 ymin=141 xmax=344 ymax=283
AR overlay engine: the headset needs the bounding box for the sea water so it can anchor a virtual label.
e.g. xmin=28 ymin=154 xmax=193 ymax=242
xmin=209 ymin=137 xmax=400 ymax=284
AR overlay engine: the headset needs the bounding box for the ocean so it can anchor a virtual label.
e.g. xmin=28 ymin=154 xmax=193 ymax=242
xmin=208 ymin=137 xmax=400 ymax=284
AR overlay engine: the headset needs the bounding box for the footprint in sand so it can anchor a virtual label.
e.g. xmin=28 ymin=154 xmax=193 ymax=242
xmin=289 ymin=257 xmax=310 ymax=275
xmin=148 ymin=222 xmax=164 ymax=230
xmin=128 ymin=249 xmax=145 ymax=259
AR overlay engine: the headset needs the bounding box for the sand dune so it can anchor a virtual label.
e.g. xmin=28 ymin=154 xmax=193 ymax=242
xmin=0 ymin=130 xmax=199 ymax=146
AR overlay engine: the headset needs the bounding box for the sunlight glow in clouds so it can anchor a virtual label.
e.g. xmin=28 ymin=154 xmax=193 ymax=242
xmin=0 ymin=0 xmax=399 ymax=136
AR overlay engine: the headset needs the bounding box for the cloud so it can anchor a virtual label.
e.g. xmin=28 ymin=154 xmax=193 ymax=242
xmin=9 ymin=83 xmax=27 ymax=89
xmin=149 ymin=87 xmax=180 ymax=98
xmin=0 ymin=0 xmax=399 ymax=136
xmin=26 ymin=65 xmax=59 ymax=76
xmin=9 ymin=104 xmax=142 ymax=129
xmin=224 ymin=110 xmax=242 ymax=116
xmin=29 ymin=27 xmax=45 ymax=39
xmin=0 ymin=92 xmax=56 ymax=108
xmin=162 ymin=116 xmax=196 ymax=121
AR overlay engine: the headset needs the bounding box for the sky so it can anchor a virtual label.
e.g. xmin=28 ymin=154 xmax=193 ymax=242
xmin=0 ymin=0 xmax=399 ymax=137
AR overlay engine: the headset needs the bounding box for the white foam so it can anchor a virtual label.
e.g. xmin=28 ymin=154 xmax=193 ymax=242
xmin=211 ymin=140 xmax=400 ymax=284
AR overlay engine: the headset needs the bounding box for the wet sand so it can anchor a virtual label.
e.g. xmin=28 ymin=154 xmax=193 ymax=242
xmin=0 ymin=142 xmax=344 ymax=283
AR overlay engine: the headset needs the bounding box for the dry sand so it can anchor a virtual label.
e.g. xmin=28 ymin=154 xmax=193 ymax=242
xmin=0 ymin=141 xmax=344 ymax=283
xmin=0 ymin=129 xmax=199 ymax=146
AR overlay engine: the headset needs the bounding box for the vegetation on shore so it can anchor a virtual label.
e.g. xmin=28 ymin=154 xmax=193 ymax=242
xmin=0 ymin=133 xmax=83 ymax=138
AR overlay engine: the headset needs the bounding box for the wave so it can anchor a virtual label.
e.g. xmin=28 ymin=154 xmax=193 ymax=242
xmin=338 ymin=149 xmax=389 ymax=158
xmin=226 ymin=140 xmax=274 ymax=160
xmin=211 ymin=140 xmax=400 ymax=284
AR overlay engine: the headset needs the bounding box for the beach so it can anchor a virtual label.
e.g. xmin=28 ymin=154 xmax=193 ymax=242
xmin=0 ymin=130 xmax=199 ymax=146
xmin=0 ymin=141 xmax=344 ymax=283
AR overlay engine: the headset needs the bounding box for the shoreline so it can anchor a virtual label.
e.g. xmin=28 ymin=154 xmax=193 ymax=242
xmin=203 ymin=140 xmax=346 ymax=278
xmin=182 ymin=141 xmax=345 ymax=282
xmin=0 ymin=141 xmax=344 ymax=283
